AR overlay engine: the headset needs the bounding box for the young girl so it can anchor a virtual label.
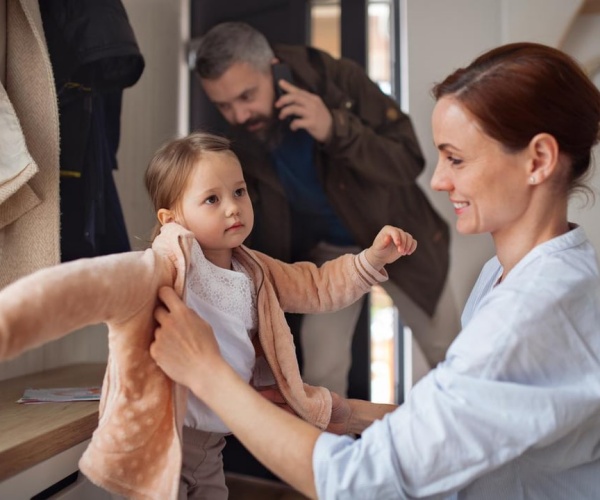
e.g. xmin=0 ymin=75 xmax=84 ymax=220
xmin=144 ymin=131 xmax=417 ymax=499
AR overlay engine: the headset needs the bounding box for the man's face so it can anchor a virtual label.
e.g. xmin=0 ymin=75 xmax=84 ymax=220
xmin=201 ymin=61 xmax=277 ymax=142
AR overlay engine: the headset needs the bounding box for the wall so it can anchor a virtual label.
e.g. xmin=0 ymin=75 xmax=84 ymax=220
xmin=562 ymin=8 xmax=600 ymax=252
xmin=402 ymin=0 xmax=500 ymax=313
xmin=402 ymin=0 xmax=600 ymax=310
xmin=115 ymin=0 xmax=190 ymax=247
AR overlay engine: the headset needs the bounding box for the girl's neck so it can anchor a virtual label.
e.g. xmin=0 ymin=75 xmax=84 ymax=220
xmin=203 ymin=248 xmax=234 ymax=270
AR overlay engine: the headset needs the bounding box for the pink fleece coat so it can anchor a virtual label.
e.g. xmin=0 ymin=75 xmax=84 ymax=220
xmin=0 ymin=223 xmax=387 ymax=499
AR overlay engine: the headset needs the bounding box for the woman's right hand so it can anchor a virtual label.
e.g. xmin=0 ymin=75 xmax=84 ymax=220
xmin=150 ymin=286 xmax=224 ymax=392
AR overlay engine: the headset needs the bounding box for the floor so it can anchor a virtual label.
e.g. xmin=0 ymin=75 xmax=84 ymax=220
xmin=225 ymin=473 xmax=308 ymax=500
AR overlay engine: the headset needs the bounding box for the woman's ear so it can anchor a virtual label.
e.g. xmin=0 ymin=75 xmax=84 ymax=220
xmin=157 ymin=208 xmax=175 ymax=225
xmin=527 ymin=133 xmax=559 ymax=185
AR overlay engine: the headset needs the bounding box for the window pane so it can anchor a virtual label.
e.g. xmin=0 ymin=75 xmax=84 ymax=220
xmin=368 ymin=1 xmax=393 ymax=96
xmin=310 ymin=1 xmax=341 ymax=59
xmin=369 ymin=285 xmax=399 ymax=404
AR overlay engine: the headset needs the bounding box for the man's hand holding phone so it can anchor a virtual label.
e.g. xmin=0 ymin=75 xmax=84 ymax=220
xmin=272 ymin=65 xmax=333 ymax=144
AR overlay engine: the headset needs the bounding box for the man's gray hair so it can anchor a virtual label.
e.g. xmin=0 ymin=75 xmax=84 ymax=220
xmin=194 ymin=22 xmax=275 ymax=79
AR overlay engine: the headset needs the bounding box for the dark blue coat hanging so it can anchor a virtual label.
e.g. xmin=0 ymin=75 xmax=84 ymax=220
xmin=39 ymin=0 xmax=145 ymax=261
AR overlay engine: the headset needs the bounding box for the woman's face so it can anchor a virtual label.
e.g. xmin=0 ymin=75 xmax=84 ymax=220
xmin=430 ymin=96 xmax=531 ymax=240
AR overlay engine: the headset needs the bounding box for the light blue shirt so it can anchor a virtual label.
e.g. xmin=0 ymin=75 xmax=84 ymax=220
xmin=314 ymin=226 xmax=600 ymax=499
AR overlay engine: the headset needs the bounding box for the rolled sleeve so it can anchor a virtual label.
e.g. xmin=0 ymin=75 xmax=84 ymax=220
xmin=313 ymin=429 xmax=406 ymax=499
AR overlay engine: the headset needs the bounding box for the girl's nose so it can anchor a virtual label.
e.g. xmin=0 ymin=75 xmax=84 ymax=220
xmin=225 ymin=200 xmax=240 ymax=217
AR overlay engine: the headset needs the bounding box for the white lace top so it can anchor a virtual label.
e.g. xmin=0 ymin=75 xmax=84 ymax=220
xmin=183 ymin=241 xmax=258 ymax=433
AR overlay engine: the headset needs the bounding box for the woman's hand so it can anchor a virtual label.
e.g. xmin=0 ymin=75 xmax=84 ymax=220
xmin=150 ymin=286 xmax=224 ymax=392
xmin=366 ymin=225 xmax=417 ymax=270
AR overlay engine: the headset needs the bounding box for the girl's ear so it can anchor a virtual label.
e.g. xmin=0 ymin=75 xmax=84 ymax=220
xmin=157 ymin=208 xmax=175 ymax=225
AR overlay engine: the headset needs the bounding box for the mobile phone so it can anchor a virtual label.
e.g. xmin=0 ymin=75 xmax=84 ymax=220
xmin=272 ymin=63 xmax=298 ymax=125
xmin=272 ymin=63 xmax=294 ymax=99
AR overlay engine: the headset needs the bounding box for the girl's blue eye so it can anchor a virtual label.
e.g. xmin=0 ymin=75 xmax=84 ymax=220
xmin=235 ymin=188 xmax=247 ymax=197
xmin=205 ymin=195 xmax=218 ymax=205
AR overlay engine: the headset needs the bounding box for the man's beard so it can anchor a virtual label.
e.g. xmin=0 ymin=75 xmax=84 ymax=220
xmin=232 ymin=114 xmax=289 ymax=151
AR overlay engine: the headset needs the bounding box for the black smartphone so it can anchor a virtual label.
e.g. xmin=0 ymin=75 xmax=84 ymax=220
xmin=272 ymin=63 xmax=294 ymax=99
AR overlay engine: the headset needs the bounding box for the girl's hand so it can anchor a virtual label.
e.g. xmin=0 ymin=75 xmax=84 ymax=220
xmin=366 ymin=225 xmax=417 ymax=269
xmin=326 ymin=391 xmax=352 ymax=435
xmin=257 ymin=387 xmax=297 ymax=416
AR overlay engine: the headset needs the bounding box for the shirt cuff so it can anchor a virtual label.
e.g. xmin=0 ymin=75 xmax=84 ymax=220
xmin=357 ymin=250 xmax=389 ymax=285
xmin=313 ymin=432 xmax=356 ymax=498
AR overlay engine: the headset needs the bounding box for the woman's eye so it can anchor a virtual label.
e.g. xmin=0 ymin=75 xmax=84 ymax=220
xmin=448 ymin=156 xmax=463 ymax=166
xmin=205 ymin=195 xmax=218 ymax=205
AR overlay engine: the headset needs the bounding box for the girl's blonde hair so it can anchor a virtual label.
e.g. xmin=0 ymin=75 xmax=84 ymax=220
xmin=144 ymin=132 xmax=236 ymax=240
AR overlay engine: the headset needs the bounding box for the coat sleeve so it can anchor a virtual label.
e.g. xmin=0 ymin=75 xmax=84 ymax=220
xmin=259 ymin=249 xmax=387 ymax=314
xmin=318 ymin=50 xmax=425 ymax=187
xmin=0 ymin=249 xmax=169 ymax=361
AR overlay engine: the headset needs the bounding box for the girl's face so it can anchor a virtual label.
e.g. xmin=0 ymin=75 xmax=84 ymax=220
xmin=430 ymin=96 xmax=532 ymax=242
xmin=168 ymin=151 xmax=254 ymax=263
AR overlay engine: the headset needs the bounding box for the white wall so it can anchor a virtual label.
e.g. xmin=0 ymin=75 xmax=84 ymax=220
xmin=403 ymin=0 xmax=600 ymax=310
xmin=403 ymin=0 xmax=500 ymax=310
xmin=563 ymin=12 xmax=600 ymax=252
xmin=115 ymin=0 xmax=190 ymax=249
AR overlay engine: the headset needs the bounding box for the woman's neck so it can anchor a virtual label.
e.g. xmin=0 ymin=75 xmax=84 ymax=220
xmin=494 ymin=217 xmax=570 ymax=280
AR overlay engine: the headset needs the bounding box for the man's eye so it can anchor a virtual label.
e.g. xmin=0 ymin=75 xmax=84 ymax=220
xmin=240 ymin=91 xmax=253 ymax=102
